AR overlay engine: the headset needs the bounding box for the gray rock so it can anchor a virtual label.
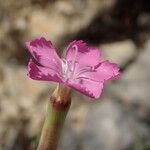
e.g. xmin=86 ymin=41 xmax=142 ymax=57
xmin=101 ymin=40 xmax=137 ymax=67
xmin=28 ymin=0 xmax=117 ymax=43
xmin=0 ymin=0 xmax=117 ymax=63
xmin=111 ymin=40 xmax=150 ymax=119
xmin=0 ymin=64 xmax=55 ymax=149
xmin=81 ymin=100 xmax=150 ymax=150
xmin=58 ymin=122 xmax=78 ymax=150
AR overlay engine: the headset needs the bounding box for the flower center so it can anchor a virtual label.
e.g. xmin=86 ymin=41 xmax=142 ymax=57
xmin=61 ymin=45 xmax=96 ymax=81
xmin=61 ymin=45 xmax=78 ymax=80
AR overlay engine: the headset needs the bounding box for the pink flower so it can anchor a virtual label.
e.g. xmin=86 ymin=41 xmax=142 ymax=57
xmin=26 ymin=38 xmax=120 ymax=99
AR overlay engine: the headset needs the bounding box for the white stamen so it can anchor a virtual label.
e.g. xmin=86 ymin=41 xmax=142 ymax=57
xmin=62 ymin=59 xmax=68 ymax=75
xmin=62 ymin=45 xmax=79 ymax=80
xmin=71 ymin=45 xmax=78 ymax=72
xmin=61 ymin=45 xmax=95 ymax=81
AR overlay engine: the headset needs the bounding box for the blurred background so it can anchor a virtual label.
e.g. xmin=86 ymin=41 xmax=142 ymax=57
xmin=0 ymin=0 xmax=150 ymax=150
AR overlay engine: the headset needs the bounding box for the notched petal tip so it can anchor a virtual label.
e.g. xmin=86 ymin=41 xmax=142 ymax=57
xmin=25 ymin=37 xmax=62 ymax=69
xmin=26 ymin=37 xmax=53 ymax=49
xmin=27 ymin=59 xmax=63 ymax=83
xmin=66 ymin=40 xmax=88 ymax=57
xmin=95 ymin=60 xmax=121 ymax=81
xmin=67 ymin=80 xmax=104 ymax=99
xmin=79 ymin=82 xmax=104 ymax=99
xmin=107 ymin=62 xmax=121 ymax=80
xmin=70 ymin=40 xmax=87 ymax=45
xmin=27 ymin=59 xmax=38 ymax=80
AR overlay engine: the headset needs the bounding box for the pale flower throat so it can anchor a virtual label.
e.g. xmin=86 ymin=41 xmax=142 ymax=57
xmin=61 ymin=45 xmax=96 ymax=81
xmin=62 ymin=45 xmax=78 ymax=80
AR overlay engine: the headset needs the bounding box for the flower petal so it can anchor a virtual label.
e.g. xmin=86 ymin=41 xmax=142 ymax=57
xmin=27 ymin=59 xmax=63 ymax=83
xmin=96 ymin=61 xmax=121 ymax=81
xmin=26 ymin=38 xmax=62 ymax=71
xmin=65 ymin=40 xmax=101 ymax=66
xmin=80 ymin=48 xmax=101 ymax=66
xmin=67 ymin=79 xmax=104 ymax=99
xmin=78 ymin=61 xmax=121 ymax=82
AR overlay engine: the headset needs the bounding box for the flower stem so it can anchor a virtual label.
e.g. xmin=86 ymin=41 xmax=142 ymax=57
xmin=37 ymin=84 xmax=71 ymax=150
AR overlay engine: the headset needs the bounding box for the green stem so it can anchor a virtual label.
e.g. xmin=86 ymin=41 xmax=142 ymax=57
xmin=37 ymin=84 xmax=71 ymax=150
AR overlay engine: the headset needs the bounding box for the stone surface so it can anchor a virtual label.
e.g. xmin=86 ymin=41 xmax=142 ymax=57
xmin=101 ymin=40 xmax=137 ymax=67
xmin=110 ymin=40 xmax=150 ymax=119
xmin=0 ymin=64 xmax=55 ymax=149
xmin=28 ymin=0 xmax=116 ymax=43
xmin=81 ymin=99 xmax=150 ymax=150
xmin=58 ymin=123 xmax=78 ymax=150
xmin=0 ymin=0 xmax=117 ymax=63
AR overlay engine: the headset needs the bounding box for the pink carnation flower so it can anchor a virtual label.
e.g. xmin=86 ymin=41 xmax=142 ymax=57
xmin=26 ymin=38 xmax=120 ymax=99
